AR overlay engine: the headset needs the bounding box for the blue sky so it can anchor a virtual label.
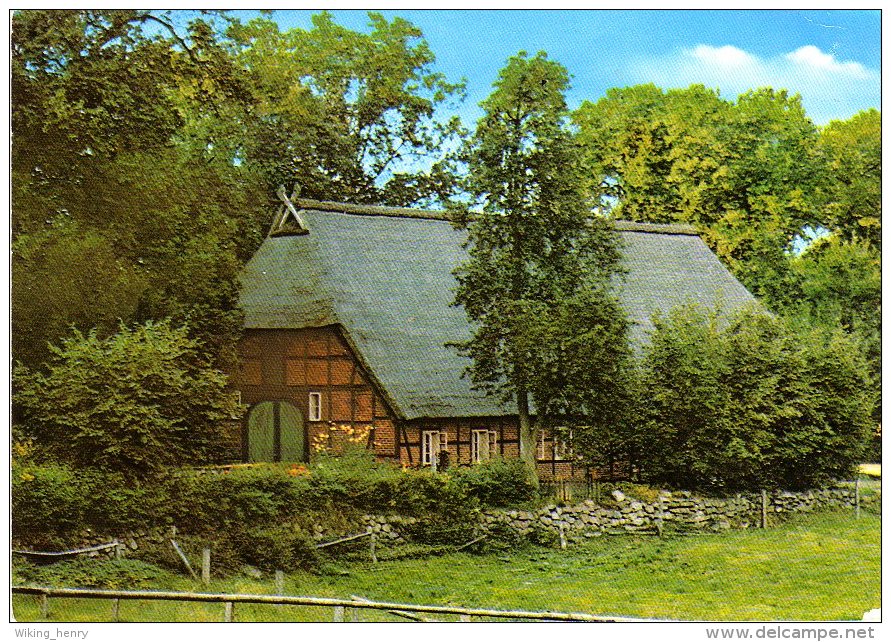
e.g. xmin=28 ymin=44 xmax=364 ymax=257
xmin=232 ymin=8 xmax=880 ymax=126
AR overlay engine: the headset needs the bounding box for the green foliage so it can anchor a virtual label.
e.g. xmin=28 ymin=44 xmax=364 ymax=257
xmin=452 ymin=458 xmax=537 ymax=507
xmin=817 ymin=109 xmax=881 ymax=251
xmin=14 ymin=558 xmax=171 ymax=590
xmin=234 ymin=525 xmax=319 ymax=572
xmin=12 ymin=462 xmax=91 ymax=542
xmin=227 ymin=11 xmax=466 ymax=205
xmin=638 ymin=305 xmax=875 ymax=491
xmin=14 ymin=321 xmax=242 ymax=479
xmin=454 ymin=51 xmax=629 ymax=473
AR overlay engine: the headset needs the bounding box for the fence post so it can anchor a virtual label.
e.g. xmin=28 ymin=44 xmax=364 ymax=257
xmin=224 ymin=601 xmax=234 ymax=622
xmin=761 ymin=489 xmax=768 ymax=529
xmin=114 ymin=539 xmax=122 ymax=560
xmin=39 ymin=594 xmax=49 ymax=619
xmin=202 ymin=548 xmax=211 ymax=585
xmin=558 ymin=521 xmax=567 ymax=549
xmin=112 ymin=598 xmax=120 ymax=622
xmin=855 ymin=477 xmax=861 ymax=519
xmin=333 ymin=605 xmax=345 ymax=622
xmin=369 ymin=531 xmax=378 ymax=564
xmin=275 ymin=570 xmax=285 ymax=595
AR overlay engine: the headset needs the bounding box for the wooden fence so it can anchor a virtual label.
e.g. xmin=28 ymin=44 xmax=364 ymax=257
xmin=12 ymin=586 xmax=658 ymax=623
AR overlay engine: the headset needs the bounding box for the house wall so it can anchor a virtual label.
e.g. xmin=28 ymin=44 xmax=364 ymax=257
xmin=399 ymin=417 xmax=520 ymax=468
xmin=236 ymin=327 xmax=399 ymax=461
xmin=235 ymin=327 xmax=621 ymax=481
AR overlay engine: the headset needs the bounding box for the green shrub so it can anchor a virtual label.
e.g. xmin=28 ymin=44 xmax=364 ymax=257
xmin=13 ymin=558 xmax=171 ymax=589
xmin=638 ymin=305 xmax=875 ymax=492
xmin=235 ymin=525 xmax=319 ymax=572
xmin=170 ymin=466 xmax=302 ymax=533
xmin=13 ymin=320 xmax=242 ymax=479
xmin=453 ymin=457 xmax=538 ymax=507
xmin=12 ymin=462 xmax=90 ymax=544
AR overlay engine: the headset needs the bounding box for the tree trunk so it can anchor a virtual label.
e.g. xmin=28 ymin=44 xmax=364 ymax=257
xmin=517 ymin=388 xmax=539 ymax=486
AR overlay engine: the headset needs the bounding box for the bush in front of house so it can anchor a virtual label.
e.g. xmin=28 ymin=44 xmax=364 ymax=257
xmin=12 ymin=320 xmax=242 ymax=480
xmin=637 ymin=305 xmax=875 ymax=492
xmin=170 ymin=466 xmax=307 ymax=533
xmin=12 ymin=461 xmax=91 ymax=546
xmin=452 ymin=457 xmax=537 ymax=507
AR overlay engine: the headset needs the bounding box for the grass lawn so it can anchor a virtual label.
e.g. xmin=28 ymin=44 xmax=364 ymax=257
xmin=13 ymin=510 xmax=879 ymax=622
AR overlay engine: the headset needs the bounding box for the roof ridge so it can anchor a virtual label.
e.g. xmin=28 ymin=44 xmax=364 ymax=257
xmin=296 ymin=198 xmax=449 ymax=221
xmin=613 ymin=220 xmax=699 ymax=236
xmin=296 ymin=199 xmax=699 ymax=235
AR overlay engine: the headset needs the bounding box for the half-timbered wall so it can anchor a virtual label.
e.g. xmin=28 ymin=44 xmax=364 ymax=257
xmin=235 ymin=327 xmax=622 ymax=481
xmin=236 ymin=327 xmax=398 ymax=461
xmin=399 ymin=418 xmax=520 ymax=469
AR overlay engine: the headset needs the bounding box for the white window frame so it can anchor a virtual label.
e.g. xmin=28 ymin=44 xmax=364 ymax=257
xmin=471 ymin=429 xmax=499 ymax=463
xmin=308 ymin=392 xmax=322 ymax=422
xmin=421 ymin=430 xmax=448 ymax=468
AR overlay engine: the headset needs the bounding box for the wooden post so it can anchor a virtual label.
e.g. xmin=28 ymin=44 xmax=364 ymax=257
xmin=275 ymin=570 xmax=285 ymax=595
xmin=350 ymin=607 xmax=360 ymax=622
xmin=369 ymin=531 xmax=378 ymax=564
xmin=855 ymin=477 xmax=861 ymax=519
xmin=39 ymin=594 xmax=48 ymax=619
xmin=761 ymin=489 xmax=768 ymax=529
xmin=333 ymin=605 xmax=345 ymax=622
xmin=202 ymin=548 xmax=211 ymax=585
xmin=224 ymin=601 xmax=234 ymax=622
xmin=114 ymin=540 xmax=122 ymax=560
xmin=558 ymin=521 xmax=567 ymax=549
xmin=112 ymin=598 xmax=121 ymax=622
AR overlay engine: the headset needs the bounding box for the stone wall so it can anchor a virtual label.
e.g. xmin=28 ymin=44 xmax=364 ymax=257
xmin=366 ymin=485 xmax=879 ymax=544
xmin=19 ymin=485 xmax=877 ymax=561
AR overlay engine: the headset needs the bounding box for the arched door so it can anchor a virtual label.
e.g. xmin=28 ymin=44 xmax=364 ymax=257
xmin=247 ymin=401 xmax=306 ymax=462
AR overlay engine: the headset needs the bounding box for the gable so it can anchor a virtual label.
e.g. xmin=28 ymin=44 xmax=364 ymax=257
xmin=239 ymin=202 xmax=758 ymax=420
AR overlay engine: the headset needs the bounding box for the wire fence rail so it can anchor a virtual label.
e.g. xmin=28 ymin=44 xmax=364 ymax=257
xmin=12 ymin=586 xmax=659 ymax=623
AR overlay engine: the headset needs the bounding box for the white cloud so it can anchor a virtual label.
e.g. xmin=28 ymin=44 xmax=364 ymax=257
xmin=629 ymin=44 xmax=879 ymax=124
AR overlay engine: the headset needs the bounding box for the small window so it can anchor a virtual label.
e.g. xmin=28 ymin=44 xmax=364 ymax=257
xmin=555 ymin=429 xmax=574 ymax=460
xmin=538 ymin=429 xmax=574 ymax=461
xmin=308 ymin=392 xmax=322 ymax=422
xmin=471 ymin=429 xmax=498 ymax=463
xmin=421 ymin=430 xmax=448 ymax=468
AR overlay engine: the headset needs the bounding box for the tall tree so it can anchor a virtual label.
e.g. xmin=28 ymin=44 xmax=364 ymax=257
xmin=574 ymin=85 xmax=825 ymax=307
xmin=817 ymin=109 xmax=881 ymax=250
xmin=226 ymin=12 xmax=466 ymax=206
xmin=12 ymin=10 xmax=266 ymax=369
xmin=454 ymin=52 xmax=628 ymax=476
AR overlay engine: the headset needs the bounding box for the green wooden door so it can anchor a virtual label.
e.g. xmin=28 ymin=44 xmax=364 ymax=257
xmin=247 ymin=401 xmax=305 ymax=462
xmin=278 ymin=402 xmax=305 ymax=462
xmin=247 ymin=402 xmax=276 ymax=462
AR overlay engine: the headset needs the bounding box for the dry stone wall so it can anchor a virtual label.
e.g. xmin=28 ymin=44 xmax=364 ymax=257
xmin=366 ymin=485 xmax=877 ymax=544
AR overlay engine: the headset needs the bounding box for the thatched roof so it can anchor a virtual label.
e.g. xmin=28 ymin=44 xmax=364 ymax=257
xmin=239 ymin=200 xmax=757 ymax=419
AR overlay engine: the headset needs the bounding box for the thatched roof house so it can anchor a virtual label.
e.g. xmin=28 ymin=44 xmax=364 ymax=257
xmin=234 ymin=199 xmax=756 ymax=479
